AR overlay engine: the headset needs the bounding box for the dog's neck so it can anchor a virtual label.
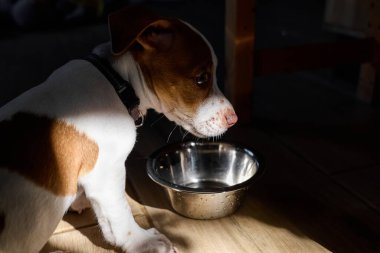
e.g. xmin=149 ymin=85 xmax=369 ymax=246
xmin=112 ymin=53 xmax=163 ymax=115
xmin=92 ymin=43 xmax=162 ymax=116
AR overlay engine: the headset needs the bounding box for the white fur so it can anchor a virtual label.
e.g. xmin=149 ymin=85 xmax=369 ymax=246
xmin=0 ymin=19 xmax=235 ymax=253
xmin=0 ymin=170 xmax=75 ymax=252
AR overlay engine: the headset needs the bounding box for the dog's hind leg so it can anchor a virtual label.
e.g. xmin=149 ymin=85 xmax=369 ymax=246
xmin=0 ymin=170 xmax=75 ymax=253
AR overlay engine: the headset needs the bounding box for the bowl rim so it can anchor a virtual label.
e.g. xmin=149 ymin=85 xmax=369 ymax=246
xmin=146 ymin=141 xmax=265 ymax=194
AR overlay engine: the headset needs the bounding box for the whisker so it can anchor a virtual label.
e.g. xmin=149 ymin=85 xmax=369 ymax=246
xmin=150 ymin=108 xmax=176 ymax=127
xmin=150 ymin=114 xmax=165 ymax=127
xmin=167 ymin=125 xmax=178 ymax=143
xmin=182 ymin=131 xmax=190 ymax=141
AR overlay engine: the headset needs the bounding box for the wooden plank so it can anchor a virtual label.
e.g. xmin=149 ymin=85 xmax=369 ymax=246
xmin=225 ymin=0 xmax=255 ymax=123
xmin=358 ymin=0 xmax=380 ymax=104
xmin=224 ymin=127 xmax=380 ymax=253
xmin=265 ymin=125 xmax=380 ymax=175
xmin=334 ymin=165 xmax=380 ymax=212
xmin=255 ymin=38 xmax=374 ymax=76
xmin=41 ymin=225 xmax=121 ymax=253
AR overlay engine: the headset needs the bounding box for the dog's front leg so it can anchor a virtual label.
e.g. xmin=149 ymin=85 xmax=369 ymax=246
xmin=80 ymin=162 xmax=176 ymax=253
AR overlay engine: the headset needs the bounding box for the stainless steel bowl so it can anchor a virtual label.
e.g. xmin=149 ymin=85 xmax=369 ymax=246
xmin=147 ymin=141 xmax=263 ymax=219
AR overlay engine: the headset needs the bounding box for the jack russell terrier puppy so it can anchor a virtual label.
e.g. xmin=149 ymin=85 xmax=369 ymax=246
xmin=0 ymin=6 xmax=237 ymax=253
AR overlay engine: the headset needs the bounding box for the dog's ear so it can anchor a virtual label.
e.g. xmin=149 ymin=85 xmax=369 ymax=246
xmin=135 ymin=20 xmax=174 ymax=51
xmin=108 ymin=6 xmax=173 ymax=55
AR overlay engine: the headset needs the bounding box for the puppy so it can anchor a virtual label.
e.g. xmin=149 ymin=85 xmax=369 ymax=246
xmin=0 ymin=6 xmax=237 ymax=253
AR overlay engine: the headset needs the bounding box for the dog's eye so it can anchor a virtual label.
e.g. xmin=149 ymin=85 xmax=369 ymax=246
xmin=195 ymin=72 xmax=209 ymax=86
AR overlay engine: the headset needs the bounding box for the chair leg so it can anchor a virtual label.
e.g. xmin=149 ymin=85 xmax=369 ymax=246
xmin=358 ymin=62 xmax=380 ymax=104
xmin=357 ymin=0 xmax=380 ymax=104
xmin=225 ymin=0 xmax=255 ymax=123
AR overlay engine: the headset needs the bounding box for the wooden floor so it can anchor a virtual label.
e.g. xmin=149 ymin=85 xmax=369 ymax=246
xmin=41 ymin=83 xmax=380 ymax=253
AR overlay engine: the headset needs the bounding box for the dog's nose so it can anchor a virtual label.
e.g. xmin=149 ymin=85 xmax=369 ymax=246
xmin=224 ymin=110 xmax=238 ymax=128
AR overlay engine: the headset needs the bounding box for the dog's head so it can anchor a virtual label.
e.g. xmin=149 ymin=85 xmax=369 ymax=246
xmin=109 ymin=7 xmax=237 ymax=138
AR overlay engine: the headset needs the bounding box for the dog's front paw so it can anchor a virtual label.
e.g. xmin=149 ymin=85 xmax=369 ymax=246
xmin=125 ymin=228 xmax=177 ymax=253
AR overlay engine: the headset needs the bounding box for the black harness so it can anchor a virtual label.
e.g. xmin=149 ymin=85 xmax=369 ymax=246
xmin=84 ymin=53 xmax=143 ymax=126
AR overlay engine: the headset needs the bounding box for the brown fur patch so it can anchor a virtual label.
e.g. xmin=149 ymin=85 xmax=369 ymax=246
xmin=130 ymin=20 xmax=213 ymax=116
xmin=0 ymin=112 xmax=99 ymax=196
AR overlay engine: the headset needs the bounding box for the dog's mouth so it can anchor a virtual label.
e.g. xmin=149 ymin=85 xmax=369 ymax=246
xmin=183 ymin=125 xmax=208 ymax=138
xmin=167 ymin=109 xmax=227 ymax=139
xmin=179 ymin=123 xmax=222 ymax=139
xmin=166 ymin=111 xmax=206 ymax=138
